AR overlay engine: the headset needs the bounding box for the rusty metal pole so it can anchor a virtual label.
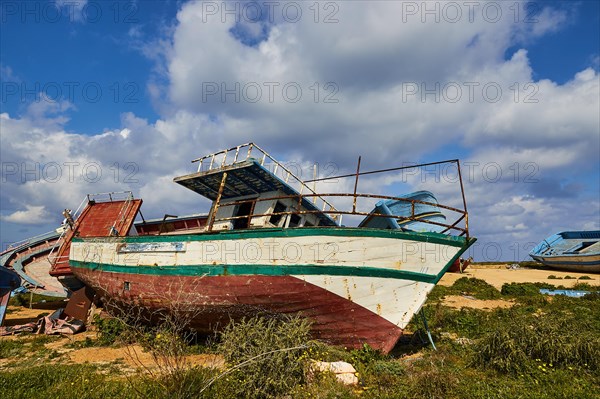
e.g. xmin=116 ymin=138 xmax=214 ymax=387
xmin=208 ymin=172 xmax=228 ymax=232
xmin=352 ymin=156 xmax=361 ymax=213
xmin=456 ymin=160 xmax=469 ymax=237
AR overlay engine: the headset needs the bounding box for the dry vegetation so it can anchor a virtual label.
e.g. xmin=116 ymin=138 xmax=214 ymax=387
xmin=1 ymin=272 xmax=599 ymax=399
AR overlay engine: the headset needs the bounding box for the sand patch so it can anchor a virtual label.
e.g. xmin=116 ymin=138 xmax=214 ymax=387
xmin=440 ymin=266 xmax=599 ymax=290
xmin=67 ymin=345 xmax=224 ymax=370
xmin=442 ymin=295 xmax=514 ymax=310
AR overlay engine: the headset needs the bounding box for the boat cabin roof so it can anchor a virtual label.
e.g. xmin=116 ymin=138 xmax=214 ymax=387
xmin=173 ymin=159 xmax=338 ymax=226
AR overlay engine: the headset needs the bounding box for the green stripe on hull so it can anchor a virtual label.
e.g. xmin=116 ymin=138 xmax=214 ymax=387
xmin=71 ymin=227 xmax=469 ymax=248
xmin=71 ymin=260 xmax=443 ymax=283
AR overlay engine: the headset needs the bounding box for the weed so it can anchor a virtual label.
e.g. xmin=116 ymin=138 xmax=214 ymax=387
xmin=474 ymin=312 xmax=599 ymax=373
xmin=216 ymin=315 xmax=313 ymax=399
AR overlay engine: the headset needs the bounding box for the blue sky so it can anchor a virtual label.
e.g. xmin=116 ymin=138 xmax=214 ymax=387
xmin=1 ymin=1 xmax=599 ymax=261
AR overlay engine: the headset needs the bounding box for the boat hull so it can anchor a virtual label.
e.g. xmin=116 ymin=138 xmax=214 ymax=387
xmin=529 ymin=255 xmax=600 ymax=273
xmin=530 ymin=231 xmax=600 ymax=273
xmin=70 ymin=228 xmax=475 ymax=352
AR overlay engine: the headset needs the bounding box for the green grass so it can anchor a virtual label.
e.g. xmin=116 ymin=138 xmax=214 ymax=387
xmin=1 ymin=281 xmax=599 ymax=398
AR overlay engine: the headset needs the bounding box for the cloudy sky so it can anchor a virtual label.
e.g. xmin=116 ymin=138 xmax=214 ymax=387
xmin=1 ymin=0 xmax=599 ymax=261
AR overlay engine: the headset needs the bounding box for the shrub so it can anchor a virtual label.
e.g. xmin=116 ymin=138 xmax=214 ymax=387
xmin=216 ymin=315 xmax=313 ymax=399
xmin=500 ymin=282 xmax=554 ymax=297
xmin=93 ymin=315 xmax=128 ymax=346
xmin=451 ymin=277 xmax=501 ymax=300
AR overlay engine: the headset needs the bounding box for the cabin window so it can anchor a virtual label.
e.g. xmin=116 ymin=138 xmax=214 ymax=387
xmin=233 ymin=201 xmax=254 ymax=229
xmin=269 ymin=202 xmax=287 ymax=226
xmin=124 ymin=281 xmax=131 ymax=291
xmin=288 ymin=214 xmax=301 ymax=228
xmin=304 ymin=221 xmax=314 ymax=227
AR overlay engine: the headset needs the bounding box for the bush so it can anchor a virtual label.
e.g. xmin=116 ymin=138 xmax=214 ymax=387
xmin=93 ymin=315 xmax=128 ymax=346
xmin=500 ymin=282 xmax=554 ymax=297
xmin=216 ymin=315 xmax=313 ymax=399
xmin=451 ymin=277 xmax=501 ymax=300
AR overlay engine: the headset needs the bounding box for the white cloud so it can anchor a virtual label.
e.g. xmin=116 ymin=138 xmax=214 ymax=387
xmin=1 ymin=205 xmax=52 ymax=225
xmin=1 ymin=1 xmax=598 ymax=261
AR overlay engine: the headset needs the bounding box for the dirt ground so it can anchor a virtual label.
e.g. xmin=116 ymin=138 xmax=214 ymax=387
xmin=441 ymin=295 xmax=514 ymax=310
xmin=439 ymin=264 xmax=600 ymax=289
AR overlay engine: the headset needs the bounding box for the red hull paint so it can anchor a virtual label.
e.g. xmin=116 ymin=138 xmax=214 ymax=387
xmin=73 ymin=267 xmax=403 ymax=353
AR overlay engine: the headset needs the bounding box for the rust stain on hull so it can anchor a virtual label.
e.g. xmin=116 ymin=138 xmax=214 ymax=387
xmin=74 ymin=267 xmax=403 ymax=353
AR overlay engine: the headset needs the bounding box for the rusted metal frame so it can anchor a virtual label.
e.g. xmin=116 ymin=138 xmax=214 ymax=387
xmin=456 ymin=160 xmax=469 ymax=238
xmin=222 ymin=191 xmax=464 ymax=215
xmin=352 ymin=156 xmax=361 ymax=213
xmin=207 ymin=172 xmax=228 ymax=232
xmin=303 ymin=159 xmax=460 ymax=183
xmin=250 ymin=143 xmax=338 ymax=212
xmin=216 ymin=192 xmax=466 ymax=222
xmin=212 ymin=210 xmax=467 ymax=234
xmin=247 ymin=200 xmax=257 ymax=228
xmin=440 ymin=214 xmax=466 ymax=234
xmin=212 ymin=207 xmax=466 ymax=233
xmin=311 ymin=193 xmax=466 ymax=214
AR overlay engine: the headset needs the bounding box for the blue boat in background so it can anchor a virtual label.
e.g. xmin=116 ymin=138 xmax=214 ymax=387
xmin=530 ymin=231 xmax=600 ymax=273
xmin=358 ymin=191 xmax=447 ymax=233
xmin=0 ymin=265 xmax=21 ymax=326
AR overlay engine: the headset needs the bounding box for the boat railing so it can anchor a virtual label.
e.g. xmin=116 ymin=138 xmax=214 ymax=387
xmin=191 ymin=143 xmax=339 ymax=218
xmin=209 ymin=192 xmax=469 ymax=237
xmin=2 ymin=230 xmax=59 ymax=254
xmin=205 ymin=157 xmax=470 ymax=237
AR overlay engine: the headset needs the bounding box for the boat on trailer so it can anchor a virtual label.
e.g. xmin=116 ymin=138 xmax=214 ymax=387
xmin=530 ymin=231 xmax=600 ymax=273
xmin=63 ymin=143 xmax=474 ymax=352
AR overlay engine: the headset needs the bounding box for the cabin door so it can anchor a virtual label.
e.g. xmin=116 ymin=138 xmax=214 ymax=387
xmin=233 ymin=201 xmax=254 ymax=229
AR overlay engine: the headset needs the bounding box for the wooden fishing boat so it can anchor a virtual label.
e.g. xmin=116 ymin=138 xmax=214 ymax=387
xmin=65 ymin=143 xmax=475 ymax=352
xmin=530 ymin=231 xmax=600 ymax=273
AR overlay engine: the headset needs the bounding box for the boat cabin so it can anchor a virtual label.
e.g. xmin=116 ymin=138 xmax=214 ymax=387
xmin=173 ymin=156 xmax=339 ymax=232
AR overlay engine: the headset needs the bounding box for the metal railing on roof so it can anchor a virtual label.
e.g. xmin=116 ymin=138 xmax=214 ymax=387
xmin=191 ymin=143 xmax=340 ymax=222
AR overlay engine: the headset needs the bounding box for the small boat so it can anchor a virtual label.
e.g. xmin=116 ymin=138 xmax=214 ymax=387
xmin=358 ymin=191 xmax=447 ymax=233
xmin=0 ymin=230 xmax=67 ymax=297
xmin=49 ymin=143 xmax=474 ymax=352
xmin=448 ymin=257 xmax=472 ymax=273
xmin=0 ymin=265 xmax=21 ymax=326
xmin=530 ymin=231 xmax=600 ymax=273
xmin=359 ymin=192 xmax=471 ymax=273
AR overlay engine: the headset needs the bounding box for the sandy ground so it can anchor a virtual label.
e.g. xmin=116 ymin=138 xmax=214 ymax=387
xmin=441 ymin=295 xmax=514 ymax=310
xmin=439 ymin=264 xmax=600 ymax=290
